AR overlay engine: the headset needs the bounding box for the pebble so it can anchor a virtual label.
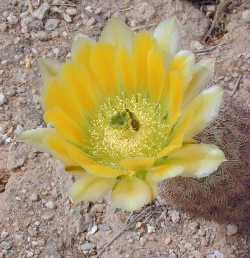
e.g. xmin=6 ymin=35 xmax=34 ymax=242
xmin=41 ymin=212 xmax=54 ymax=221
xmin=66 ymin=7 xmax=77 ymax=16
xmin=147 ymin=224 xmax=155 ymax=234
xmin=1 ymin=231 xmax=9 ymax=239
xmin=26 ymin=250 xmax=34 ymax=257
xmin=0 ymin=241 xmax=12 ymax=250
xmin=7 ymin=14 xmax=18 ymax=25
xmin=34 ymin=31 xmax=49 ymax=41
xmin=191 ymin=40 xmax=204 ymax=51
xmin=87 ymin=224 xmax=98 ymax=235
xmin=207 ymin=251 xmax=224 ymax=258
xmin=242 ymin=10 xmax=250 ymax=23
xmin=14 ymin=125 xmax=23 ymax=135
xmin=86 ymin=17 xmax=96 ymax=26
xmin=30 ymin=193 xmax=39 ymax=202
xmin=80 ymin=241 xmax=95 ymax=253
xmin=226 ymin=224 xmax=238 ymax=236
xmin=45 ymin=200 xmax=56 ymax=209
xmin=63 ymin=13 xmax=72 ymax=23
xmin=32 ymin=2 xmax=50 ymax=20
xmin=0 ymin=93 xmax=6 ymax=106
xmin=164 ymin=236 xmax=172 ymax=245
xmin=45 ymin=18 xmax=59 ymax=31
xmin=169 ymin=253 xmax=177 ymax=258
xmin=0 ymin=23 xmax=7 ymax=32
xmin=189 ymin=222 xmax=200 ymax=234
xmin=169 ymin=210 xmax=180 ymax=223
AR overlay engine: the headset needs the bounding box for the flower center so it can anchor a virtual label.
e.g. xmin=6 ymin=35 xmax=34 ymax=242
xmin=87 ymin=93 xmax=170 ymax=167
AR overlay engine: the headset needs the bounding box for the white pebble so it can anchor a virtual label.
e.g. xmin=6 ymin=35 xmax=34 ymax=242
xmin=45 ymin=200 xmax=56 ymax=209
xmin=0 ymin=93 xmax=6 ymax=106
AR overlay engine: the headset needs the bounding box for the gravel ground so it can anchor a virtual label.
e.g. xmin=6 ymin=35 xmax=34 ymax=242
xmin=0 ymin=0 xmax=250 ymax=258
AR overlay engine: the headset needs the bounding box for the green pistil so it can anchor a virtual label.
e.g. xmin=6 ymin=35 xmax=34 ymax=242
xmin=87 ymin=93 xmax=170 ymax=167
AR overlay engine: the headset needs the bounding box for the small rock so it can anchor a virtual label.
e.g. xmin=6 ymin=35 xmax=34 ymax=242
xmin=7 ymin=143 xmax=29 ymax=170
xmin=7 ymin=14 xmax=18 ymax=25
xmin=189 ymin=222 xmax=200 ymax=234
xmin=14 ymin=233 xmax=23 ymax=243
xmin=207 ymin=251 xmax=224 ymax=258
xmin=242 ymin=10 xmax=250 ymax=23
xmin=66 ymin=7 xmax=77 ymax=16
xmin=1 ymin=231 xmax=9 ymax=239
xmin=87 ymin=224 xmax=98 ymax=235
xmin=169 ymin=253 xmax=177 ymax=258
xmin=191 ymin=40 xmax=204 ymax=51
xmin=26 ymin=250 xmax=34 ymax=257
xmin=0 ymin=93 xmax=6 ymax=106
xmin=32 ymin=2 xmax=50 ymax=20
xmin=164 ymin=236 xmax=172 ymax=245
xmin=14 ymin=125 xmax=23 ymax=135
xmin=0 ymin=23 xmax=8 ymax=32
xmin=63 ymin=13 xmax=72 ymax=23
xmin=45 ymin=18 xmax=59 ymax=31
xmin=41 ymin=212 xmax=54 ymax=221
xmin=206 ymin=5 xmax=216 ymax=13
xmin=0 ymin=241 xmax=12 ymax=250
xmin=45 ymin=200 xmax=56 ymax=209
xmin=85 ymin=6 xmax=93 ymax=13
xmin=226 ymin=224 xmax=238 ymax=236
xmin=86 ymin=17 xmax=96 ymax=26
xmin=30 ymin=193 xmax=39 ymax=202
xmin=147 ymin=224 xmax=155 ymax=234
xmin=34 ymin=31 xmax=49 ymax=41
xmin=169 ymin=210 xmax=180 ymax=223
xmin=80 ymin=241 xmax=95 ymax=254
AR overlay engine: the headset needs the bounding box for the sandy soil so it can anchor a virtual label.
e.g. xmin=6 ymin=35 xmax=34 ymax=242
xmin=0 ymin=1 xmax=250 ymax=258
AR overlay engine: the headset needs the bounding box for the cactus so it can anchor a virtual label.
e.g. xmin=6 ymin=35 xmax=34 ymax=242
xmin=160 ymin=101 xmax=250 ymax=227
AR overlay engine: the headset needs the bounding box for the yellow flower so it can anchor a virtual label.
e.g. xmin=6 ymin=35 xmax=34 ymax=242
xmin=19 ymin=17 xmax=225 ymax=211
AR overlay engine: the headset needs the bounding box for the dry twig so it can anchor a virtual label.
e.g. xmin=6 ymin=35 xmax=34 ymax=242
xmin=203 ymin=0 xmax=232 ymax=42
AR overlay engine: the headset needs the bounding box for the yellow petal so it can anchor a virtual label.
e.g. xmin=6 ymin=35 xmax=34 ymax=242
xmin=90 ymin=43 xmax=119 ymax=96
xmin=183 ymin=86 xmax=223 ymax=140
xmin=164 ymin=144 xmax=226 ymax=178
xmin=100 ymin=17 xmax=134 ymax=52
xmin=112 ymin=177 xmax=153 ymax=211
xmin=44 ymin=108 xmax=86 ymax=144
xmin=116 ymin=48 xmax=137 ymax=94
xmin=71 ymin=34 xmax=94 ymax=66
xmin=59 ymin=62 xmax=98 ymax=114
xmin=41 ymin=78 xmax=83 ymax=122
xmin=184 ymin=58 xmax=214 ymax=106
xmin=171 ymin=50 xmax=195 ymax=87
xmin=133 ymin=32 xmax=156 ymax=91
xmin=18 ymin=128 xmax=74 ymax=165
xmin=147 ymin=46 xmax=166 ymax=102
xmin=120 ymin=157 xmax=155 ymax=171
xmin=17 ymin=128 xmax=53 ymax=152
xmin=39 ymin=58 xmax=60 ymax=80
xmin=148 ymin=164 xmax=184 ymax=182
xmin=63 ymin=143 xmax=127 ymax=178
xmin=153 ymin=17 xmax=180 ymax=56
xmin=159 ymin=86 xmax=223 ymax=157
xmin=166 ymin=70 xmax=184 ymax=125
xmin=70 ymin=173 xmax=116 ymax=203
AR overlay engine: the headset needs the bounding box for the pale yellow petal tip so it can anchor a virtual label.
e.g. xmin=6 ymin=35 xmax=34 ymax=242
xmin=100 ymin=16 xmax=134 ymax=51
xmin=69 ymin=174 xmax=116 ymax=204
xmin=111 ymin=177 xmax=153 ymax=211
xmin=39 ymin=58 xmax=60 ymax=80
xmin=154 ymin=16 xmax=180 ymax=55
